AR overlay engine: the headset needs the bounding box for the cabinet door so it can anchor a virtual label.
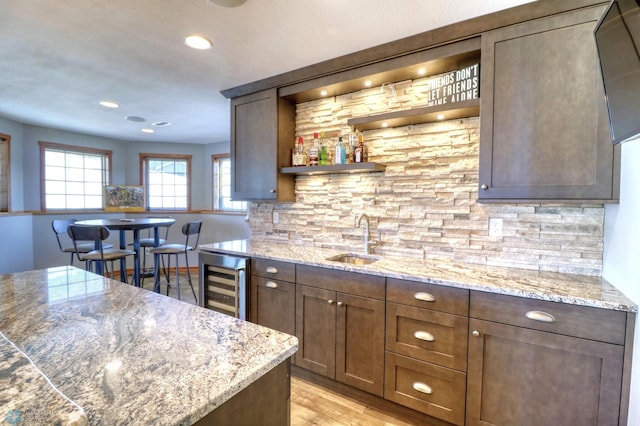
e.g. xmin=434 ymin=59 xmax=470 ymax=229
xmin=335 ymin=293 xmax=385 ymax=397
xmin=295 ymin=285 xmax=336 ymax=377
xmin=250 ymin=276 xmax=295 ymax=336
xmin=230 ymin=89 xmax=295 ymax=201
xmin=479 ymin=5 xmax=619 ymax=201
xmin=466 ymin=318 xmax=624 ymax=426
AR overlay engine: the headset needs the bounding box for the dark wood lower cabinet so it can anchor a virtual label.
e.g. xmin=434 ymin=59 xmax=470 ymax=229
xmin=466 ymin=319 xmax=624 ymax=426
xmin=251 ymin=275 xmax=296 ymax=336
xmin=295 ymin=284 xmax=385 ymax=397
xmin=195 ymin=359 xmax=291 ymax=426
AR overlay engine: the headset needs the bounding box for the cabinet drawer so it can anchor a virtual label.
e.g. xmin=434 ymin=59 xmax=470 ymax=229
xmin=386 ymin=303 xmax=468 ymax=372
xmin=386 ymin=278 xmax=469 ymax=315
xmin=470 ymin=291 xmax=627 ymax=345
xmin=296 ymin=264 xmax=385 ymax=300
xmin=385 ymin=352 xmax=466 ymax=426
xmin=252 ymin=258 xmax=295 ymax=282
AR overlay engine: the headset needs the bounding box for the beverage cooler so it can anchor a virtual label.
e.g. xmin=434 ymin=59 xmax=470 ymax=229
xmin=198 ymin=251 xmax=249 ymax=320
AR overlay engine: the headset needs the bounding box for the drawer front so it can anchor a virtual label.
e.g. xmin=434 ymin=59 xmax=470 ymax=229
xmin=296 ymin=264 xmax=385 ymax=300
xmin=252 ymin=258 xmax=295 ymax=282
xmin=384 ymin=352 xmax=466 ymax=426
xmin=386 ymin=303 xmax=468 ymax=372
xmin=470 ymin=291 xmax=627 ymax=345
xmin=250 ymin=276 xmax=296 ymax=336
xmin=386 ymin=278 xmax=469 ymax=315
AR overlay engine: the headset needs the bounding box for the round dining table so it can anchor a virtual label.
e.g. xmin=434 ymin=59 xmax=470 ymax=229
xmin=74 ymin=217 xmax=176 ymax=287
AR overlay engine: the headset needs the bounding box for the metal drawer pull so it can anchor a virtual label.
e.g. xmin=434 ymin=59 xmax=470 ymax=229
xmin=265 ymin=281 xmax=278 ymax=289
xmin=414 ymin=292 xmax=435 ymax=302
xmin=412 ymin=382 xmax=433 ymax=395
xmin=337 ymin=301 xmax=344 ymax=307
xmin=413 ymin=331 xmax=435 ymax=342
xmin=265 ymin=267 xmax=278 ymax=274
xmin=525 ymin=311 xmax=556 ymax=323
xmin=328 ymin=299 xmax=335 ymax=305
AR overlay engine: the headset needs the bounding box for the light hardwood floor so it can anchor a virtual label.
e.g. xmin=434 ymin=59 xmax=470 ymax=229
xmin=291 ymin=375 xmax=416 ymax=426
xmin=144 ymin=269 xmax=418 ymax=426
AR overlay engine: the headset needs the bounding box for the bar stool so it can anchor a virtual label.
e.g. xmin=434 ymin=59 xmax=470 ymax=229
xmin=52 ymin=219 xmax=113 ymax=266
xmin=150 ymin=220 xmax=202 ymax=302
xmin=67 ymin=224 xmax=136 ymax=282
xmin=127 ymin=216 xmax=173 ymax=287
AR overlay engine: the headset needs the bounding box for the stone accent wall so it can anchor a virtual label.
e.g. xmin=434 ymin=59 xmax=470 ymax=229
xmin=248 ymin=80 xmax=605 ymax=276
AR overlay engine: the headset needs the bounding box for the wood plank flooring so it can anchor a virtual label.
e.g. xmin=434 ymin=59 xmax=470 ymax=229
xmin=291 ymin=375 xmax=415 ymax=426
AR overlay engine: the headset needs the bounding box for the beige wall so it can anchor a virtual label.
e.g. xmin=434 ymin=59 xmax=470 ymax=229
xmin=248 ymin=78 xmax=605 ymax=276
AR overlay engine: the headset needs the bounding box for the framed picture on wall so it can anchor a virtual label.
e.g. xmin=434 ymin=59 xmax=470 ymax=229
xmin=104 ymin=185 xmax=145 ymax=212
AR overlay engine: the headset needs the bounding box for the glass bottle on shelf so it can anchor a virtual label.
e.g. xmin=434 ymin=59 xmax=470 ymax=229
xmin=319 ymin=131 xmax=329 ymax=166
xmin=292 ymin=137 xmax=306 ymax=166
xmin=309 ymin=133 xmax=319 ymax=166
xmin=334 ymin=136 xmax=347 ymax=164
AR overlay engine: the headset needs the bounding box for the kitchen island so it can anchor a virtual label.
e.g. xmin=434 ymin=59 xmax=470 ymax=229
xmin=0 ymin=266 xmax=297 ymax=425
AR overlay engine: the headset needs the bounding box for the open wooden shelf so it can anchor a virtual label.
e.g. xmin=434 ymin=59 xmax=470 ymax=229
xmin=347 ymin=98 xmax=480 ymax=131
xmin=280 ymin=162 xmax=386 ymax=176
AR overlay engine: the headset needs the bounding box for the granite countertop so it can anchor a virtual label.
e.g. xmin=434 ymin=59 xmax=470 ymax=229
xmin=199 ymin=239 xmax=637 ymax=313
xmin=0 ymin=266 xmax=298 ymax=425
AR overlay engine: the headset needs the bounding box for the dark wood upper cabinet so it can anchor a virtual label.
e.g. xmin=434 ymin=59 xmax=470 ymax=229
xmin=478 ymin=5 xmax=620 ymax=202
xmin=230 ymin=89 xmax=295 ymax=201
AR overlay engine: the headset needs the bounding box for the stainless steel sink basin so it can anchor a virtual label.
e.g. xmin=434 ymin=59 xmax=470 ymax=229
xmin=326 ymin=253 xmax=381 ymax=266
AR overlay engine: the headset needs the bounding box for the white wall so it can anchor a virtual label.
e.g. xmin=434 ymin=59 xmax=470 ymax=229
xmin=603 ymin=139 xmax=640 ymax=424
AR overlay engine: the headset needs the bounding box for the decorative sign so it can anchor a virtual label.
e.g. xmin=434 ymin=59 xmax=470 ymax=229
xmin=424 ymin=63 xmax=480 ymax=106
xmin=104 ymin=185 xmax=145 ymax=212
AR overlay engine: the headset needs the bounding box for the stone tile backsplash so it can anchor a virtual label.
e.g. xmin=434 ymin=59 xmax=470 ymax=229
xmin=247 ymin=82 xmax=605 ymax=276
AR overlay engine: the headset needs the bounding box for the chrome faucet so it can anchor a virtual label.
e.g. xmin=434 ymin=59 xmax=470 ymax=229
xmin=356 ymin=213 xmax=376 ymax=254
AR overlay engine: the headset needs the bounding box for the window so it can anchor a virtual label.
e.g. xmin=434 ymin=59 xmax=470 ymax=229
xmin=213 ymin=155 xmax=246 ymax=212
xmin=140 ymin=154 xmax=191 ymax=210
xmin=40 ymin=142 xmax=111 ymax=210
xmin=0 ymin=134 xmax=10 ymax=212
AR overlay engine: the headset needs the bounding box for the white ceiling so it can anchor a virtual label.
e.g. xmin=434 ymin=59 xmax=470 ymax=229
xmin=0 ymin=0 xmax=535 ymax=144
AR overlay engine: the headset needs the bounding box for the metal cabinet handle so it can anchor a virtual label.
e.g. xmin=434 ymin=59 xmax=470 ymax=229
xmin=265 ymin=281 xmax=278 ymax=289
xmin=337 ymin=301 xmax=344 ymax=307
xmin=480 ymin=184 xmax=489 ymax=190
xmin=269 ymin=189 xmax=276 ymax=193
xmin=265 ymin=266 xmax=278 ymax=274
xmin=414 ymin=292 xmax=435 ymax=302
xmin=414 ymin=331 xmax=435 ymax=342
xmin=472 ymin=330 xmax=480 ymax=337
xmin=412 ymin=382 xmax=433 ymax=395
xmin=525 ymin=311 xmax=556 ymax=323
xmin=328 ymin=299 xmax=334 ymax=305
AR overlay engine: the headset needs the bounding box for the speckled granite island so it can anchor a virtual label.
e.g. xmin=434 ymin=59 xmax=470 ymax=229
xmin=0 ymin=266 xmax=298 ymax=425
xmin=199 ymin=239 xmax=636 ymax=312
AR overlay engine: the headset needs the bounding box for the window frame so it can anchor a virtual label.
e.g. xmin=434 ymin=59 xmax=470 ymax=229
xmin=139 ymin=153 xmax=192 ymax=212
xmin=212 ymin=154 xmax=247 ymax=213
xmin=0 ymin=133 xmax=11 ymax=212
xmin=39 ymin=141 xmax=112 ymax=211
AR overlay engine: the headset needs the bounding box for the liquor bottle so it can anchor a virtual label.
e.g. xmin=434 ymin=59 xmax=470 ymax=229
xmin=292 ymin=137 xmax=306 ymax=166
xmin=348 ymin=130 xmax=357 ymax=164
xmin=319 ymin=131 xmax=329 ymax=165
xmin=355 ymin=131 xmax=367 ymax=163
xmin=309 ymin=132 xmax=319 ymax=166
xmin=334 ymin=136 xmax=347 ymax=164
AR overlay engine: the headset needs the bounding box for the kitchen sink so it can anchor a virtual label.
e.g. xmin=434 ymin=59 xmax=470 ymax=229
xmin=326 ymin=253 xmax=381 ymax=266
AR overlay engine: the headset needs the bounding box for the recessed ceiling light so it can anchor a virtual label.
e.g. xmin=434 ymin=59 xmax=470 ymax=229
xmin=126 ymin=116 xmax=146 ymax=122
xmin=141 ymin=128 xmax=155 ymax=134
xmin=320 ymin=90 xmax=327 ymax=97
xmin=185 ymin=35 xmax=213 ymax=50
xmin=99 ymin=101 xmax=119 ymax=108
xmin=208 ymin=0 xmax=247 ymax=6
xmin=417 ymin=68 xmax=427 ymax=76
xmin=381 ymin=122 xmax=388 ymax=128
xmin=437 ymin=114 xmax=445 ymax=120
xmin=364 ymin=80 xmax=372 ymax=87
